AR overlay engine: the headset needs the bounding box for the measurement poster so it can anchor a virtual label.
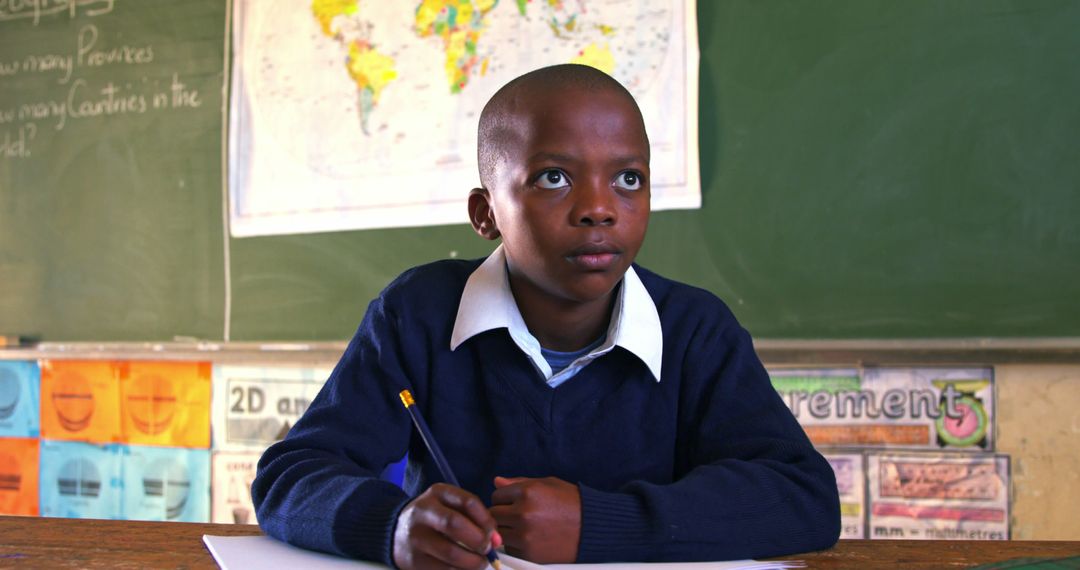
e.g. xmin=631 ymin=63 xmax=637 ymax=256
xmin=769 ymin=367 xmax=995 ymax=450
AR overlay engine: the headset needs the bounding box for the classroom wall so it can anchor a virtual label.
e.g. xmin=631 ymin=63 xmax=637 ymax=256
xmin=994 ymin=364 xmax=1080 ymax=540
xmin=3 ymin=0 xmax=1078 ymax=542
xmin=2 ymin=349 xmax=1075 ymax=538
xmin=755 ymin=356 xmax=1080 ymax=541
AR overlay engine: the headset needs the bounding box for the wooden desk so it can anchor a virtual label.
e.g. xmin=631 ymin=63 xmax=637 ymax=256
xmin=0 ymin=515 xmax=1078 ymax=569
xmin=0 ymin=516 xmax=260 ymax=569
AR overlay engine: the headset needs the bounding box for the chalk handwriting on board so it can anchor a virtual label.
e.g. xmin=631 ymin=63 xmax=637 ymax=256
xmin=0 ymin=22 xmax=201 ymax=160
xmin=0 ymin=0 xmax=115 ymax=26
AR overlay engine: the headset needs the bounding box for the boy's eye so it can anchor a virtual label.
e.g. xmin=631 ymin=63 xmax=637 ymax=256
xmin=535 ymin=169 xmax=570 ymax=189
xmin=614 ymin=171 xmax=643 ymax=191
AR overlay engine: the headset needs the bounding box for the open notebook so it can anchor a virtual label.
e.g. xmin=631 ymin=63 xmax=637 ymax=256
xmin=203 ymin=535 xmax=805 ymax=570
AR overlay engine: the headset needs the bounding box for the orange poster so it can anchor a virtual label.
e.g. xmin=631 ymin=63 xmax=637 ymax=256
xmin=0 ymin=437 xmax=40 ymax=515
xmin=40 ymin=360 xmax=122 ymax=443
xmin=120 ymin=362 xmax=211 ymax=448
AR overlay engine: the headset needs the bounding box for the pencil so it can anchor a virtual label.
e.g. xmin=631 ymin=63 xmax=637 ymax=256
xmin=399 ymin=389 xmax=502 ymax=570
xmin=0 ymin=335 xmax=26 ymax=348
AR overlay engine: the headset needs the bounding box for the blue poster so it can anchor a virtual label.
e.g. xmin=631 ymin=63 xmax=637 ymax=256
xmin=119 ymin=445 xmax=210 ymax=522
xmin=0 ymin=361 xmax=40 ymax=437
xmin=39 ymin=441 xmax=122 ymax=519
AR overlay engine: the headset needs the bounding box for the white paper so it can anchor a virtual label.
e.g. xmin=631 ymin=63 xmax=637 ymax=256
xmin=204 ymin=534 xmax=382 ymax=569
xmin=510 ymin=557 xmax=805 ymax=570
xmin=203 ymin=535 xmax=804 ymax=570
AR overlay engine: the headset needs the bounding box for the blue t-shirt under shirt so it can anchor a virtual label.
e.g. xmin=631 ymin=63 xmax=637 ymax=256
xmin=540 ymin=335 xmax=607 ymax=378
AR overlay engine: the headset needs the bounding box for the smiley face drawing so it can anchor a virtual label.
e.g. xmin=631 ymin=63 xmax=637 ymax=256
xmin=0 ymin=452 xmax=20 ymax=493
xmin=933 ymin=379 xmax=990 ymax=448
xmin=126 ymin=373 xmax=177 ymax=436
xmin=51 ymin=371 xmax=95 ymax=433
xmin=57 ymin=458 xmax=101 ymax=498
xmin=0 ymin=368 xmax=20 ymax=421
xmin=142 ymin=459 xmax=190 ymax=520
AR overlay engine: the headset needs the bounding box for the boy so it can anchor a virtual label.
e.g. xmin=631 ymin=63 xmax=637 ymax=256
xmin=252 ymin=64 xmax=840 ymax=569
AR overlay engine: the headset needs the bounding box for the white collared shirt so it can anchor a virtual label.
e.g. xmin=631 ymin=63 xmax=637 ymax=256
xmin=450 ymin=245 xmax=663 ymax=388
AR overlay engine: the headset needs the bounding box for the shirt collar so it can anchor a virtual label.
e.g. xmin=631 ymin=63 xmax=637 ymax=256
xmin=450 ymin=245 xmax=663 ymax=382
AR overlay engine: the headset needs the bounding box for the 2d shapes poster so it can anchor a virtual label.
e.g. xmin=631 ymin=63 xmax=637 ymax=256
xmin=768 ymin=367 xmax=995 ymax=450
xmin=0 ymin=437 xmax=39 ymax=516
xmin=40 ymin=360 xmax=122 ymax=444
xmin=825 ymin=452 xmax=866 ymax=539
xmin=0 ymin=360 xmax=40 ymax=438
xmin=118 ymin=445 xmax=210 ymax=522
xmin=211 ymin=450 xmax=260 ymax=524
xmin=211 ymin=364 xmax=331 ymax=451
xmin=229 ymin=0 xmax=700 ymax=236
xmin=39 ymin=440 xmax=122 ymax=519
xmin=119 ymin=361 xmax=212 ymax=448
xmin=867 ymin=452 xmax=1009 ymax=540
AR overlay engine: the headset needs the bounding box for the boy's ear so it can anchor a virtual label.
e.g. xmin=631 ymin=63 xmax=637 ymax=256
xmin=468 ymin=187 xmax=501 ymax=240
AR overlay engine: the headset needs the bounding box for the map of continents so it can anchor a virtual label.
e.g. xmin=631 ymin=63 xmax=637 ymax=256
xmin=310 ymin=0 xmax=669 ymax=136
xmin=231 ymin=0 xmax=689 ymax=235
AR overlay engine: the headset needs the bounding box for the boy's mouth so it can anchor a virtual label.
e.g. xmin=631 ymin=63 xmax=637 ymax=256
xmin=566 ymin=243 xmax=621 ymax=270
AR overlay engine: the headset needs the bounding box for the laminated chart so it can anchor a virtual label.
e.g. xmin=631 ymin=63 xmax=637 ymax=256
xmin=0 ymin=437 xmax=39 ymax=516
xmin=825 ymin=452 xmax=866 ymax=539
xmin=768 ymin=367 xmax=994 ymax=450
xmin=211 ymin=364 xmax=331 ymax=451
xmin=211 ymin=451 xmax=260 ymax=524
xmin=40 ymin=440 xmax=123 ymax=519
xmin=40 ymin=361 xmax=122 ymax=443
xmin=868 ymin=452 xmax=1009 ymax=540
xmin=0 ymin=360 xmax=40 ymax=438
xmin=120 ymin=361 xmax=211 ymax=448
xmin=119 ymin=445 xmax=210 ymax=522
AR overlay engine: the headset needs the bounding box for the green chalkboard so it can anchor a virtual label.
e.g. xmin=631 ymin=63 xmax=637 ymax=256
xmin=0 ymin=1 xmax=226 ymax=341
xmin=3 ymin=1 xmax=1079 ymax=342
xmin=684 ymin=0 xmax=1080 ymax=338
xmin=231 ymin=0 xmax=1080 ymax=340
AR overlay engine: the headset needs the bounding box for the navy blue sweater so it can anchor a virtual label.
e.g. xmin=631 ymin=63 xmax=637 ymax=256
xmin=252 ymin=259 xmax=840 ymax=565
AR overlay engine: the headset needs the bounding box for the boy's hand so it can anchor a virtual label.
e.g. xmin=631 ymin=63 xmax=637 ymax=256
xmin=392 ymin=483 xmax=501 ymax=570
xmin=490 ymin=476 xmax=581 ymax=563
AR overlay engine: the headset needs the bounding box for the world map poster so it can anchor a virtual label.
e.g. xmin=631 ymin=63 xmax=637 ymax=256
xmin=228 ymin=0 xmax=699 ymax=236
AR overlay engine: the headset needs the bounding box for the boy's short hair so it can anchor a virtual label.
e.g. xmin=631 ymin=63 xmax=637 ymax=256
xmin=476 ymin=63 xmax=649 ymax=190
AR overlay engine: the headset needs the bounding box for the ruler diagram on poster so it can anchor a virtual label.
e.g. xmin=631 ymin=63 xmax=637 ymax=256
xmin=868 ymin=452 xmax=1009 ymax=540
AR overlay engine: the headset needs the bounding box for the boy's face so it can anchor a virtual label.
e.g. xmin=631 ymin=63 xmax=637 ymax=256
xmin=472 ymin=85 xmax=650 ymax=308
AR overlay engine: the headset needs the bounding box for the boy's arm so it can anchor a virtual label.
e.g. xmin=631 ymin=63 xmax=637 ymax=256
xmin=250 ymin=296 xmax=415 ymax=563
xmin=576 ymin=322 xmax=841 ymax=563
xmin=252 ymin=294 xmax=500 ymax=568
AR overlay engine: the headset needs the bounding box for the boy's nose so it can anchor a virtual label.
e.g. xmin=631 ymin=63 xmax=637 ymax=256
xmin=571 ymin=181 xmax=616 ymax=227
